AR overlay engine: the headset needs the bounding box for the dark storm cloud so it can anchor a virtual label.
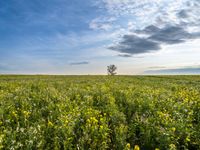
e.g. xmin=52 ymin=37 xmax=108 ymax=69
xmin=69 ymin=61 xmax=89 ymax=65
xmin=136 ymin=25 xmax=161 ymax=34
xmin=109 ymin=24 xmax=200 ymax=55
xmin=148 ymin=26 xmax=193 ymax=44
xmin=109 ymin=34 xmax=160 ymax=54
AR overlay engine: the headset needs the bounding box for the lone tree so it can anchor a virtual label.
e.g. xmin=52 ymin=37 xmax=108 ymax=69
xmin=107 ymin=64 xmax=117 ymax=75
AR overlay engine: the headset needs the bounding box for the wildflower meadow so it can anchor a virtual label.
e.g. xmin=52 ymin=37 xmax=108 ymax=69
xmin=0 ymin=75 xmax=199 ymax=150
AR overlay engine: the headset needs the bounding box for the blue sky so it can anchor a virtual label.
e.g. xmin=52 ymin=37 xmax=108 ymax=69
xmin=0 ymin=0 xmax=200 ymax=74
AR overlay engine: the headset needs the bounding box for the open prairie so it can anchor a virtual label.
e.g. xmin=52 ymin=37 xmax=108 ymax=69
xmin=0 ymin=75 xmax=200 ymax=149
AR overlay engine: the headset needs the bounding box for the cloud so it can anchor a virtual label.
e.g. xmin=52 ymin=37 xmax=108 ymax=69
xmin=95 ymin=0 xmax=188 ymax=24
xmin=109 ymin=34 xmax=161 ymax=54
xmin=136 ymin=25 xmax=161 ymax=34
xmin=178 ymin=10 xmax=189 ymax=18
xmin=94 ymin=0 xmax=200 ymax=55
xmin=144 ymin=67 xmax=200 ymax=75
xmin=128 ymin=22 xmax=136 ymax=30
xmin=109 ymin=24 xmax=200 ymax=55
xmin=118 ymin=54 xmax=132 ymax=57
xmin=89 ymin=17 xmax=116 ymax=31
xmin=148 ymin=26 xmax=193 ymax=44
xmin=69 ymin=61 xmax=89 ymax=65
xmin=144 ymin=64 xmax=200 ymax=74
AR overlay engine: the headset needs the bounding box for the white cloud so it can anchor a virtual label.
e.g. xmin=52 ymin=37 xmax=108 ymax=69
xmin=91 ymin=0 xmax=200 ymax=56
xmin=127 ymin=21 xmax=135 ymax=30
xmin=94 ymin=0 xmax=199 ymax=29
xmin=89 ymin=17 xmax=116 ymax=31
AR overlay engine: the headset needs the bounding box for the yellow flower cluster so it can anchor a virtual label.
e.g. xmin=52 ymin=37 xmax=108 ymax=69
xmin=134 ymin=145 xmax=140 ymax=150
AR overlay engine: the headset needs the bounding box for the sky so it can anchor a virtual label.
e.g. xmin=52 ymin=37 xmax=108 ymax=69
xmin=0 ymin=0 xmax=200 ymax=75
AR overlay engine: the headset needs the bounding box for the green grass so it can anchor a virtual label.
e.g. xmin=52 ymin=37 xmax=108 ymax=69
xmin=0 ymin=75 xmax=200 ymax=150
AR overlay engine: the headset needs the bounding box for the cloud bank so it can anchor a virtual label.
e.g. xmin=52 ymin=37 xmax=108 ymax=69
xmin=94 ymin=0 xmax=200 ymax=55
xmin=109 ymin=25 xmax=200 ymax=55
xmin=144 ymin=67 xmax=200 ymax=75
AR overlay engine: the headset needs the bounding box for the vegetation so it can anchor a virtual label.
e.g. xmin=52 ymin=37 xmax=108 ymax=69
xmin=107 ymin=65 xmax=117 ymax=75
xmin=0 ymin=75 xmax=200 ymax=150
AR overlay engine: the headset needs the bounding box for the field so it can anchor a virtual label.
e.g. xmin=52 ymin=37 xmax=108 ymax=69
xmin=0 ymin=75 xmax=200 ymax=150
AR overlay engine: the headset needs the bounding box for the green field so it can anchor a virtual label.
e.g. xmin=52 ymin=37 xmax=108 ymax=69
xmin=0 ymin=75 xmax=200 ymax=150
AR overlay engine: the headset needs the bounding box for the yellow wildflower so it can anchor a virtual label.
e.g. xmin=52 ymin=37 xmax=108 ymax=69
xmin=134 ymin=145 xmax=140 ymax=150
xmin=48 ymin=121 xmax=53 ymax=127
xmin=169 ymin=144 xmax=176 ymax=150
xmin=126 ymin=143 xmax=131 ymax=149
xmin=12 ymin=111 xmax=17 ymax=118
xmin=171 ymin=127 xmax=176 ymax=132
xmin=23 ymin=111 xmax=30 ymax=118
